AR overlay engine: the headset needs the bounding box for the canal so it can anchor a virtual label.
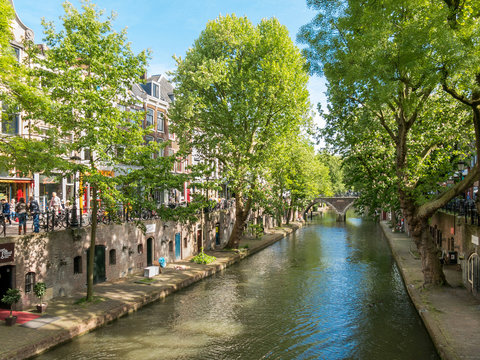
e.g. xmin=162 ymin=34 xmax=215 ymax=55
xmin=38 ymin=212 xmax=438 ymax=359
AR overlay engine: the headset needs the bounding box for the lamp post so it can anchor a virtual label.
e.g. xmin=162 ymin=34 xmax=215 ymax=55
xmin=70 ymin=155 xmax=81 ymax=227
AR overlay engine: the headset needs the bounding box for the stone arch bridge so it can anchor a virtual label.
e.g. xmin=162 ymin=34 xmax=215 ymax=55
xmin=304 ymin=196 xmax=358 ymax=221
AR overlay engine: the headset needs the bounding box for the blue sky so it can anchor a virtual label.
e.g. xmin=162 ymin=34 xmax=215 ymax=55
xmin=12 ymin=0 xmax=327 ymax=112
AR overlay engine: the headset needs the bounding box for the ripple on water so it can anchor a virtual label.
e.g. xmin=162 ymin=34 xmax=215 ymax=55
xmin=37 ymin=215 xmax=438 ymax=360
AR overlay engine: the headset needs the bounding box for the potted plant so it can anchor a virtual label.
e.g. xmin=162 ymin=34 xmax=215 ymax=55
xmin=2 ymin=288 xmax=21 ymax=326
xmin=34 ymin=282 xmax=47 ymax=313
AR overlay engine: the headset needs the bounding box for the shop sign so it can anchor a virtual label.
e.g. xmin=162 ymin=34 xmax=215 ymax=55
xmin=472 ymin=235 xmax=479 ymax=245
xmin=0 ymin=243 xmax=14 ymax=263
xmin=146 ymin=224 xmax=156 ymax=234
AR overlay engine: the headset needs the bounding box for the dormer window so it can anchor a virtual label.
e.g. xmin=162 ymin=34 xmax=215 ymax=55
xmin=153 ymin=83 xmax=159 ymax=98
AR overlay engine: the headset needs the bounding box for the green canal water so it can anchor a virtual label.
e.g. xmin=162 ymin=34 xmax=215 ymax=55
xmin=38 ymin=212 xmax=438 ymax=359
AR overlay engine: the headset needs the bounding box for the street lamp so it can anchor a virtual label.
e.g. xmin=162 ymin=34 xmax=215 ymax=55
xmin=70 ymin=155 xmax=81 ymax=227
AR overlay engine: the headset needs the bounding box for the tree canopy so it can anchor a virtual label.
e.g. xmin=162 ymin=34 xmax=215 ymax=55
xmin=171 ymin=14 xmax=311 ymax=248
xmin=299 ymin=0 xmax=480 ymax=285
xmin=27 ymin=0 xmax=152 ymax=301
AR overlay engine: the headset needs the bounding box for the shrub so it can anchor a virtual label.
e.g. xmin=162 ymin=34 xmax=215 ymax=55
xmin=191 ymin=248 xmax=216 ymax=264
xmin=34 ymin=282 xmax=47 ymax=304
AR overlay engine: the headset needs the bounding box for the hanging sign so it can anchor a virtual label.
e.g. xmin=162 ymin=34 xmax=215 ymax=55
xmin=0 ymin=243 xmax=14 ymax=263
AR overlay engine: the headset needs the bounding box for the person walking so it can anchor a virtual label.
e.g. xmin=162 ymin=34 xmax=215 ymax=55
xmin=1 ymin=199 xmax=11 ymax=225
xmin=28 ymin=196 xmax=40 ymax=233
xmin=49 ymin=192 xmax=61 ymax=214
xmin=9 ymin=198 xmax=16 ymax=222
xmin=15 ymin=197 xmax=27 ymax=235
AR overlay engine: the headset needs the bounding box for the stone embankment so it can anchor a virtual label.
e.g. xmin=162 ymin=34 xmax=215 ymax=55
xmin=380 ymin=221 xmax=480 ymax=360
xmin=0 ymin=223 xmax=302 ymax=360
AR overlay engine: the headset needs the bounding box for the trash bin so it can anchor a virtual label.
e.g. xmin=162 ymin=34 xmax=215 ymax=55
xmin=448 ymin=251 xmax=458 ymax=264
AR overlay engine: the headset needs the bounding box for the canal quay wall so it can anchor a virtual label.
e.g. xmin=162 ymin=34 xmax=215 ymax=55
xmin=0 ymin=222 xmax=303 ymax=360
xmin=380 ymin=221 xmax=480 ymax=360
xmin=1 ymin=208 xmax=241 ymax=310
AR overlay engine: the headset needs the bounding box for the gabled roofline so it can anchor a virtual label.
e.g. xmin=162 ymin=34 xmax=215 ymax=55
xmin=8 ymin=0 xmax=33 ymax=36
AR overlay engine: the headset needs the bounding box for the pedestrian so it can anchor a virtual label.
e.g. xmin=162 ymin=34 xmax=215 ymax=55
xmin=49 ymin=192 xmax=61 ymax=213
xmin=15 ymin=197 xmax=27 ymax=235
xmin=1 ymin=198 xmax=11 ymax=225
xmin=9 ymin=198 xmax=16 ymax=222
xmin=28 ymin=196 xmax=40 ymax=233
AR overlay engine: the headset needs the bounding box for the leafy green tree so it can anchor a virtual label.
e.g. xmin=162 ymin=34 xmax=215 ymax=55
xmin=0 ymin=0 xmax=15 ymax=81
xmin=264 ymin=136 xmax=332 ymax=224
xmin=171 ymin=14 xmax=310 ymax=248
xmin=435 ymin=0 xmax=480 ymax=210
xmin=30 ymin=0 xmax=148 ymax=301
xmin=317 ymin=150 xmax=346 ymax=196
xmin=299 ymin=0 xmax=478 ymax=286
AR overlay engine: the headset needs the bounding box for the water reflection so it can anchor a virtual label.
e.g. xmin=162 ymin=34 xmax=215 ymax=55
xmin=38 ymin=212 xmax=438 ymax=360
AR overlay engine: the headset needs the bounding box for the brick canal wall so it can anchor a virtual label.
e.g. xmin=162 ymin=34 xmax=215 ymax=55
xmin=1 ymin=207 xmax=284 ymax=310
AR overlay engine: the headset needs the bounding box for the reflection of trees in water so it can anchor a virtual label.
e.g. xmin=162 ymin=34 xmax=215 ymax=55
xmin=38 ymin=218 xmax=438 ymax=360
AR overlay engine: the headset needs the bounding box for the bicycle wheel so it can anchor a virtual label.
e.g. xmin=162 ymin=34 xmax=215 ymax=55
xmin=39 ymin=213 xmax=49 ymax=231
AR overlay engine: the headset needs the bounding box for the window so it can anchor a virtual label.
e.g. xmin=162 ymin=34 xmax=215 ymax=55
xmin=12 ymin=46 xmax=20 ymax=62
xmin=168 ymin=241 xmax=173 ymax=252
xmin=109 ymin=249 xmax=116 ymax=265
xmin=83 ymin=148 xmax=91 ymax=161
xmin=184 ymin=237 xmax=187 ymax=248
xmin=154 ymin=189 xmax=165 ymax=205
xmin=137 ymin=244 xmax=143 ymax=254
xmin=157 ymin=138 xmax=164 ymax=157
xmin=153 ymin=83 xmax=159 ymax=98
xmin=128 ymin=108 xmax=139 ymax=125
xmin=25 ymin=272 xmax=35 ymax=293
xmin=146 ymin=109 xmax=154 ymax=127
xmin=1 ymin=105 xmax=19 ymax=135
xmin=74 ymin=256 xmax=82 ymax=274
xmin=156 ymin=112 xmax=165 ymax=132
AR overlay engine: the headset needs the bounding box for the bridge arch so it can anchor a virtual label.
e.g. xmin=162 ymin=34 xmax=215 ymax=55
xmin=304 ymin=197 xmax=357 ymax=221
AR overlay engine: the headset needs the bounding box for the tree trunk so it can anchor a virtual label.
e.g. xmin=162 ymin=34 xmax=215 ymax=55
xmin=226 ymin=192 xmax=251 ymax=249
xmin=286 ymin=197 xmax=294 ymax=225
xmin=391 ymin=210 xmax=397 ymax=229
xmin=412 ymin=219 xmax=446 ymax=286
xmin=86 ymin=183 xmax=98 ymax=301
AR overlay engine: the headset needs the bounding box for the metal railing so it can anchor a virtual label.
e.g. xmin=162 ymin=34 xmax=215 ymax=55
xmin=442 ymin=198 xmax=480 ymax=226
xmin=0 ymin=199 xmax=236 ymax=237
